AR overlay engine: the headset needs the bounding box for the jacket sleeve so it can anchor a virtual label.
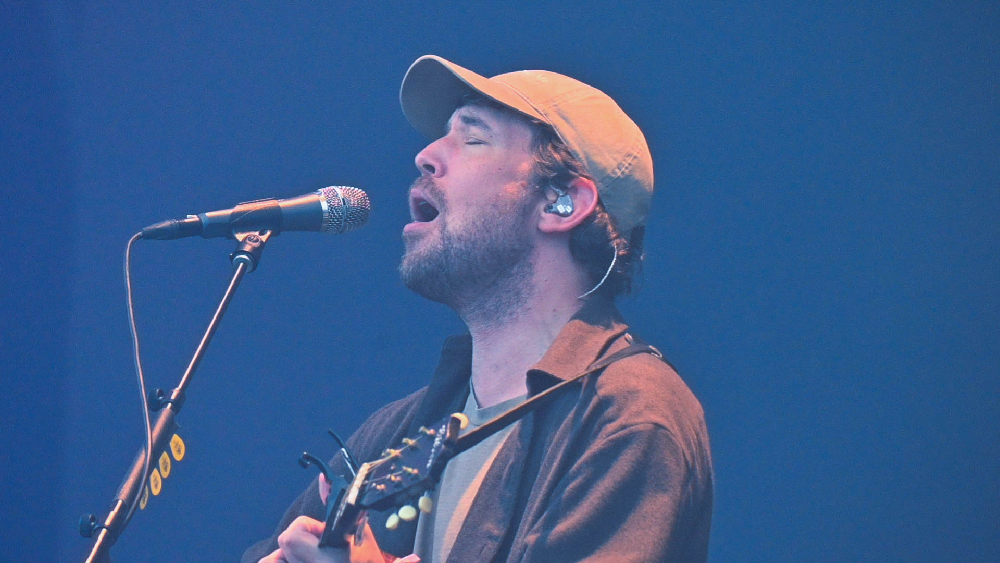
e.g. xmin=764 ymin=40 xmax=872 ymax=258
xmin=514 ymin=423 xmax=712 ymax=563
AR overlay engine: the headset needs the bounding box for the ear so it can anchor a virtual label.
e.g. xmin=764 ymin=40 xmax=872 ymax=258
xmin=537 ymin=177 xmax=599 ymax=234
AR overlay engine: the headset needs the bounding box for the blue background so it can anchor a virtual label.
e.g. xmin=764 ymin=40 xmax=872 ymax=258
xmin=2 ymin=2 xmax=997 ymax=562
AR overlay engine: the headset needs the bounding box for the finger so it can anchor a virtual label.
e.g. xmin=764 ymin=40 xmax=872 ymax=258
xmin=257 ymin=547 xmax=286 ymax=563
xmin=394 ymin=555 xmax=421 ymax=563
xmin=349 ymin=520 xmax=387 ymax=563
xmin=319 ymin=473 xmax=331 ymax=505
xmin=279 ymin=525 xmax=350 ymax=563
xmin=278 ymin=517 xmax=318 ymax=559
xmin=286 ymin=515 xmax=326 ymax=538
xmin=278 ymin=526 xmax=320 ymax=563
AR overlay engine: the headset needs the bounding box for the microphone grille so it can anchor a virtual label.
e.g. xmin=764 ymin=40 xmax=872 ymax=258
xmin=318 ymin=186 xmax=371 ymax=234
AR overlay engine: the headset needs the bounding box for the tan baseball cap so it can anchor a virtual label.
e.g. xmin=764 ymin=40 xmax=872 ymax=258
xmin=399 ymin=55 xmax=654 ymax=234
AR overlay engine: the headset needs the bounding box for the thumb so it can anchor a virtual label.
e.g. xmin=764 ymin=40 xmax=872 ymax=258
xmin=318 ymin=473 xmax=332 ymax=505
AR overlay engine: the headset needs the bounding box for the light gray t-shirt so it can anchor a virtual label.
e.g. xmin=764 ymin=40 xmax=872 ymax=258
xmin=413 ymin=388 xmax=526 ymax=563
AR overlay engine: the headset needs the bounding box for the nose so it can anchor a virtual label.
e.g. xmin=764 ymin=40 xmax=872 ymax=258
xmin=414 ymin=138 xmax=445 ymax=177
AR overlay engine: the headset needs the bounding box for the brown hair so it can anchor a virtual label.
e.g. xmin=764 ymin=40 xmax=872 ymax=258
xmin=528 ymin=124 xmax=644 ymax=298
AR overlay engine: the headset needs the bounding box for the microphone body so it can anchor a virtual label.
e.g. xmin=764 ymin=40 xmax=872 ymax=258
xmin=141 ymin=186 xmax=370 ymax=240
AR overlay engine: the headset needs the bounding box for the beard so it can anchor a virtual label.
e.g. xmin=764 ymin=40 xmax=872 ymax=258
xmin=399 ymin=177 xmax=538 ymax=327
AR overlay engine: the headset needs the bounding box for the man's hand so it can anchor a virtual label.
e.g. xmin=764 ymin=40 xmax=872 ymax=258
xmin=252 ymin=515 xmax=383 ymax=563
xmin=257 ymin=474 xmax=419 ymax=563
xmin=258 ymin=512 xmax=418 ymax=563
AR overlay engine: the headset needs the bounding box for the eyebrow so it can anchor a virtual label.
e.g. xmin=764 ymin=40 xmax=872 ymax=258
xmin=446 ymin=112 xmax=494 ymax=135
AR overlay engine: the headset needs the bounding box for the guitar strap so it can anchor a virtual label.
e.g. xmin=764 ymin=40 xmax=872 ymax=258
xmin=452 ymin=339 xmax=662 ymax=455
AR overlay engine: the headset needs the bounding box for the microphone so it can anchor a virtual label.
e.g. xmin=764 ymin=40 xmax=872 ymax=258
xmin=140 ymin=186 xmax=370 ymax=240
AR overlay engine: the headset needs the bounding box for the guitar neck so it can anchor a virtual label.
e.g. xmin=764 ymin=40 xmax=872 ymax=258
xmin=319 ymin=463 xmax=371 ymax=548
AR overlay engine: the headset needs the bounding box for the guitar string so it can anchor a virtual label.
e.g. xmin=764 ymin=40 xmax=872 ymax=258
xmin=355 ymin=431 xmax=440 ymax=493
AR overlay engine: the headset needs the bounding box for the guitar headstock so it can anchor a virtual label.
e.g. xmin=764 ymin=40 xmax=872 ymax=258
xmin=313 ymin=412 xmax=467 ymax=547
xmin=355 ymin=413 xmax=465 ymax=513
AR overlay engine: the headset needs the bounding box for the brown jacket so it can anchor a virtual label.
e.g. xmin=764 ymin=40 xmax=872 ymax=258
xmin=242 ymin=302 xmax=713 ymax=562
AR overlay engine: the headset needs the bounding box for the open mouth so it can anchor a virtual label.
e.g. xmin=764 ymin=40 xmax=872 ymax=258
xmin=411 ymin=196 xmax=440 ymax=223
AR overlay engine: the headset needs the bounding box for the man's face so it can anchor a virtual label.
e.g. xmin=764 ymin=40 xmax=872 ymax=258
xmin=399 ymin=103 xmax=541 ymax=314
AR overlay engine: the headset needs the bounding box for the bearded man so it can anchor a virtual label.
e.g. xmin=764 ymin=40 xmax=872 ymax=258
xmin=243 ymin=55 xmax=713 ymax=563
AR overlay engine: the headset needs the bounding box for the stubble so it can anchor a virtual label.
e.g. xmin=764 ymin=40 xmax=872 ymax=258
xmin=399 ymin=177 xmax=539 ymax=328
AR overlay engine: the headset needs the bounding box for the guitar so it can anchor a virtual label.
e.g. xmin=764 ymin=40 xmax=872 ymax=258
xmin=301 ymin=413 xmax=467 ymax=549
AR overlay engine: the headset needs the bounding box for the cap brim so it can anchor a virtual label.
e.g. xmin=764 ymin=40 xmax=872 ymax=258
xmin=400 ymin=55 xmax=547 ymax=140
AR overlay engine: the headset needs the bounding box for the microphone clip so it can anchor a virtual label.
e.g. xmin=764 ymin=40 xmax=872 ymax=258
xmin=230 ymin=231 xmax=273 ymax=272
xmin=147 ymin=388 xmax=184 ymax=412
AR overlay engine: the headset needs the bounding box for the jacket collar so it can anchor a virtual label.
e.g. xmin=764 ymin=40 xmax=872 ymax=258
xmin=527 ymin=299 xmax=630 ymax=390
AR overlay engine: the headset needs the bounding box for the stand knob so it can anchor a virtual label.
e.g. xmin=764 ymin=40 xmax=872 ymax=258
xmin=79 ymin=513 xmax=103 ymax=538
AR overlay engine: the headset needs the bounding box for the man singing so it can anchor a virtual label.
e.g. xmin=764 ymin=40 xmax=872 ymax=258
xmin=243 ymin=55 xmax=713 ymax=563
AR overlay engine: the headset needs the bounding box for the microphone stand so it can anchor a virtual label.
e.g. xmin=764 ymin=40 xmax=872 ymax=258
xmin=81 ymin=231 xmax=272 ymax=563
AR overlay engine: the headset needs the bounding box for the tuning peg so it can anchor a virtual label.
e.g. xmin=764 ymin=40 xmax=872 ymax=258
xmin=452 ymin=413 xmax=469 ymax=430
xmin=385 ymin=513 xmax=400 ymax=530
xmin=398 ymin=505 xmax=418 ymax=521
xmin=418 ymin=493 xmax=433 ymax=513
